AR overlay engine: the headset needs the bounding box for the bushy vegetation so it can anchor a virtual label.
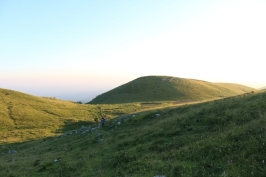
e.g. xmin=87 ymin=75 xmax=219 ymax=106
xmin=89 ymin=76 xmax=256 ymax=104
xmin=0 ymin=88 xmax=265 ymax=176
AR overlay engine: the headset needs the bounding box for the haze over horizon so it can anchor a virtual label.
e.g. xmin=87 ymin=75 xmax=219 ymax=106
xmin=1 ymin=0 xmax=265 ymax=102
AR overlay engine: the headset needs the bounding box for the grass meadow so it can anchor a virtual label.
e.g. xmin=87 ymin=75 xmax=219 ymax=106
xmin=1 ymin=88 xmax=168 ymax=144
xmin=0 ymin=89 xmax=265 ymax=176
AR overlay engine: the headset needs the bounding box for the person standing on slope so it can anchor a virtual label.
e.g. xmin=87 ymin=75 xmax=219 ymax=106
xmin=101 ymin=117 xmax=106 ymax=126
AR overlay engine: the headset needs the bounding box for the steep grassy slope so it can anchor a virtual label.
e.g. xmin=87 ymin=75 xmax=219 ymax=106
xmin=89 ymin=76 xmax=256 ymax=104
xmin=1 ymin=91 xmax=265 ymax=176
xmin=0 ymin=88 xmax=152 ymax=143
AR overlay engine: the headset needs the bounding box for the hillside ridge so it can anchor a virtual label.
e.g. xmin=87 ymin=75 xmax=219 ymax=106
xmin=1 ymin=87 xmax=266 ymax=176
xmin=89 ymin=75 xmax=256 ymax=104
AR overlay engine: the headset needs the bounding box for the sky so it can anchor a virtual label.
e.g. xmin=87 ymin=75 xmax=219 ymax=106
xmin=1 ymin=0 xmax=266 ymax=102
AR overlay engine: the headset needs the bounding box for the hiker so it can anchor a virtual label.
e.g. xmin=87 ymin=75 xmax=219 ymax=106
xmin=101 ymin=117 xmax=106 ymax=126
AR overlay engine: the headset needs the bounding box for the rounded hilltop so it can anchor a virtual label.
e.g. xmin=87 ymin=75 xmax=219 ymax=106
xmin=89 ymin=76 xmax=256 ymax=104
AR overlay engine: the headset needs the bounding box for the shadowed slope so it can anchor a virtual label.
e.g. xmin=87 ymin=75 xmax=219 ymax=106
xmin=89 ymin=76 xmax=256 ymax=104
xmin=0 ymin=88 xmax=144 ymax=143
xmin=0 ymin=87 xmax=265 ymax=177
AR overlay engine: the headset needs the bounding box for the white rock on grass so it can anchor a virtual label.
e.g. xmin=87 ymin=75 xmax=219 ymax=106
xmin=54 ymin=158 xmax=61 ymax=162
xmin=8 ymin=150 xmax=17 ymax=154
xmin=81 ymin=130 xmax=89 ymax=134
xmin=80 ymin=125 xmax=87 ymax=130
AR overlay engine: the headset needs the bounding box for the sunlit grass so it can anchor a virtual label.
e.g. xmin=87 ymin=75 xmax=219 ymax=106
xmin=0 ymin=88 xmax=172 ymax=143
xmin=0 ymin=87 xmax=265 ymax=176
xmin=89 ymin=76 xmax=256 ymax=104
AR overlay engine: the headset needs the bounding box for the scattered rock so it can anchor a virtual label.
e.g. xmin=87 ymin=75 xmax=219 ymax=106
xmin=54 ymin=158 xmax=61 ymax=162
xmin=8 ymin=150 xmax=17 ymax=154
xmin=81 ymin=130 xmax=89 ymax=134
xmin=80 ymin=125 xmax=87 ymax=131
xmin=57 ymin=113 xmax=141 ymax=139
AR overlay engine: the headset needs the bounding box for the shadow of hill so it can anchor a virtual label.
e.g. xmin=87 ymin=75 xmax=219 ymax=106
xmin=56 ymin=120 xmax=95 ymax=133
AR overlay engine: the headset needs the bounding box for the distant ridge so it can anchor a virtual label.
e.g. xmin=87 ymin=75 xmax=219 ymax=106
xmin=89 ymin=76 xmax=256 ymax=104
xmin=260 ymin=86 xmax=266 ymax=91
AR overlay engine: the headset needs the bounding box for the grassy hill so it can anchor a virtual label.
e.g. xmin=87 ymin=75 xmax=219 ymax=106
xmin=0 ymin=89 xmax=265 ymax=176
xmin=89 ymin=76 xmax=256 ymax=104
xmin=0 ymin=88 xmax=154 ymax=143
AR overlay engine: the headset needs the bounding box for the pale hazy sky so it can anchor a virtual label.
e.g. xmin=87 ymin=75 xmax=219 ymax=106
xmin=1 ymin=0 xmax=265 ymax=101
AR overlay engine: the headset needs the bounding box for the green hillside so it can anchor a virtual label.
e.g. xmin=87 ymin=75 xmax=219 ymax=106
xmin=0 ymin=89 xmax=265 ymax=176
xmin=89 ymin=76 xmax=256 ymax=104
xmin=0 ymin=88 xmax=148 ymax=143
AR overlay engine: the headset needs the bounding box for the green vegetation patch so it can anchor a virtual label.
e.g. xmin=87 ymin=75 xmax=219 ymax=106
xmin=0 ymin=88 xmax=265 ymax=177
